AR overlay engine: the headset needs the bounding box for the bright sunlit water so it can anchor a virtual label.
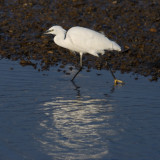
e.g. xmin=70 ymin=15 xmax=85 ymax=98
xmin=0 ymin=59 xmax=160 ymax=160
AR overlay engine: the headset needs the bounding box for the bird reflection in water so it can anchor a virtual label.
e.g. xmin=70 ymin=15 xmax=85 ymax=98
xmin=71 ymin=78 xmax=123 ymax=98
xmin=71 ymin=80 xmax=81 ymax=98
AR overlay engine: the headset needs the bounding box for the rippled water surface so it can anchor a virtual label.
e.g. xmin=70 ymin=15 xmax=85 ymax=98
xmin=0 ymin=59 xmax=160 ymax=160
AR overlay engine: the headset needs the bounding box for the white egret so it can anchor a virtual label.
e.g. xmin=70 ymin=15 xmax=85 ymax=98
xmin=45 ymin=25 xmax=124 ymax=84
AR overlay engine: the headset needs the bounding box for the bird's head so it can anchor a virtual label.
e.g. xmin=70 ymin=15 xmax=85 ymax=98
xmin=44 ymin=26 xmax=66 ymax=35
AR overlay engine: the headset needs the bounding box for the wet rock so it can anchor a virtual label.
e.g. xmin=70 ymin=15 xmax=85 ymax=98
xmin=20 ymin=60 xmax=35 ymax=66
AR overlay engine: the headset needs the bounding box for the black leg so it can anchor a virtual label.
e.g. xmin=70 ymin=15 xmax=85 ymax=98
xmin=71 ymin=67 xmax=83 ymax=81
xmin=105 ymin=61 xmax=125 ymax=84
xmin=99 ymin=55 xmax=116 ymax=80
xmin=105 ymin=61 xmax=116 ymax=80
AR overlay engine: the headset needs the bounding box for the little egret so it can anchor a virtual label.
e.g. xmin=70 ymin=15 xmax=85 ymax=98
xmin=45 ymin=25 xmax=124 ymax=84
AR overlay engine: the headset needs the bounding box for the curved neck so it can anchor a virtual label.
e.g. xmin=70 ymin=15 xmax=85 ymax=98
xmin=54 ymin=30 xmax=67 ymax=48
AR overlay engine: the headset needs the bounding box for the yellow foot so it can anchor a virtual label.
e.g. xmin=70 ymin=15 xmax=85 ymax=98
xmin=114 ymin=79 xmax=125 ymax=85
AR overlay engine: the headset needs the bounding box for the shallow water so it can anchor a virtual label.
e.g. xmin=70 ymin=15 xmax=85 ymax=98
xmin=0 ymin=59 xmax=160 ymax=160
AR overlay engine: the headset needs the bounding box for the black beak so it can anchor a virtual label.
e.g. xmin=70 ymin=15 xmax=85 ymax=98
xmin=44 ymin=30 xmax=50 ymax=34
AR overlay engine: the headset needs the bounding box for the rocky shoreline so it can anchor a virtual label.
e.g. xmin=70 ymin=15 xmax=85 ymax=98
xmin=0 ymin=0 xmax=159 ymax=80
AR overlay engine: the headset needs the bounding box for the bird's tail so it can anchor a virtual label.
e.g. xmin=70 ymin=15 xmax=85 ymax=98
xmin=112 ymin=41 xmax=121 ymax=52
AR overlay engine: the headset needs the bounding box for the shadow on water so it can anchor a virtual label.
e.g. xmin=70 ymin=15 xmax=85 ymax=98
xmin=0 ymin=59 xmax=160 ymax=160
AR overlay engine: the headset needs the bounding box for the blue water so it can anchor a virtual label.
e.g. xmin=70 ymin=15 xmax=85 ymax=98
xmin=0 ymin=59 xmax=160 ymax=160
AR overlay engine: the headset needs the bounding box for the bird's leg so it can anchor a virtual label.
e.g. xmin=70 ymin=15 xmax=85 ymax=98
xmin=71 ymin=53 xmax=83 ymax=81
xmin=105 ymin=61 xmax=125 ymax=85
xmin=80 ymin=53 xmax=83 ymax=67
xmin=71 ymin=67 xmax=82 ymax=81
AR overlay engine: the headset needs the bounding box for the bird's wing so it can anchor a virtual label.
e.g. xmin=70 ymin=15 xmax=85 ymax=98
xmin=66 ymin=27 xmax=109 ymax=53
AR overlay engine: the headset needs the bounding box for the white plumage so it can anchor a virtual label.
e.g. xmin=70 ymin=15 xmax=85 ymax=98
xmin=45 ymin=25 xmax=124 ymax=84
